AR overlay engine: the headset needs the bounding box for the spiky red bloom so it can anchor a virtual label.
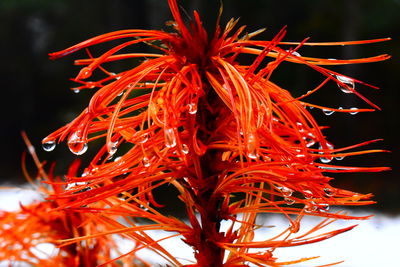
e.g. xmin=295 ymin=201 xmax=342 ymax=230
xmin=0 ymin=135 xmax=145 ymax=267
xmin=41 ymin=0 xmax=389 ymax=266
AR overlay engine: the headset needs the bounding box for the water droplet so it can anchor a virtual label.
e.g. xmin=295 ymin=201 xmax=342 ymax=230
xmin=78 ymin=67 xmax=92 ymax=80
xmin=280 ymin=187 xmax=293 ymax=197
xmin=164 ymin=127 xmax=176 ymax=148
xmin=65 ymin=181 xmax=86 ymax=190
xmin=86 ymin=82 xmax=95 ymax=89
xmin=142 ymin=156 xmax=151 ymax=167
xmin=114 ymin=156 xmax=122 ymax=162
xmin=286 ymin=50 xmax=301 ymax=57
xmin=138 ymin=133 xmax=149 ymax=144
xmin=334 ymin=154 xmax=345 ymax=160
xmin=68 ymin=132 xmax=88 ymax=155
xmin=324 ymin=187 xmax=337 ymax=197
xmin=338 ymin=106 xmax=343 ymax=111
xmin=322 ymin=109 xmax=335 ymax=116
xmin=73 ymin=88 xmax=80 ymax=94
xmin=318 ymin=203 xmax=330 ymax=211
xmin=181 ymin=143 xmax=189 ymax=154
xmin=247 ymin=132 xmax=258 ymax=159
xmin=319 ymin=143 xmax=334 ymax=163
xmin=42 ymin=141 xmax=56 ymax=152
xmin=117 ymin=90 xmax=124 ymax=97
xmin=188 ymin=102 xmax=198 ymax=114
xmin=319 ymin=157 xmax=332 ymax=164
xmin=349 ymin=107 xmax=359 ymax=115
xmin=107 ymin=141 xmax=118 ymax=157
xmin=305 ymin=138 xmax=316 ymax=148
xmin=308 ymin=106 xmax=314 ymax=109
xmin=303 ymin=190 xmax=313 ymax=199
xmin=335 ymin=75 xmax=354 ymax=93
xmin=284 ymin=197 xmax=295 ymax=205
xmin=289 ymin=222 xmax=300 ymax=233
xmin=305 ymin=203 xmax=317 ymax=213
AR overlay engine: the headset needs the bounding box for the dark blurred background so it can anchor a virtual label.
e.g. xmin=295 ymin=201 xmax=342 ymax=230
xmin=0 ymin=0 xmax=398 ymax=213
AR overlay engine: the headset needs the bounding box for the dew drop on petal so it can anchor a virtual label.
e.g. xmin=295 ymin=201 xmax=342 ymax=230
xmin=108 ymin=141 xmax=118 ymax=157
xmin=305 ymin=204 xmax=317 ymax=213
xmin=181 ymin=143 xmax=189 ymax=154
xmin=68 ymin=132 xmax=88 ymax=155
xmin=305 ymin=138 xmax=316 ymax=148
xmin=78 ymin=67 xmax=92 ymax=80
xmin=318 ymin=203 xmax=330 ymax=211
xmin=303 ymin=190 xmax=313 ymax=199
xmin=69 ymin=143 xmax=88 ymax=155
xmin=139 ymin=133 xmax=149 ymax=144
xmin=319 ymin=143 xmax=334 ymax=163
xmin=322 ymin=109 xmax=335 ymax=116
xmin=73 ymin=88 xmax=80 ymax=94
xmin=335 ymin=75 xmax=355 ymax=93
xmin=324 ymin=187 xmax=337 ymax=197
xmin=349 ymin=107 xmax=359 ymax=115
xmin=86 ymin=82 xmax=95 ymax=89
xmin=280 ymin=187 xmax=293 ymax=197
xmin=142 ymin=156 xmax=151 ymax=167
xmin=247 ymin=132 xmax=258 ymax=159
xmin=164 ymin=127 xmax=176 ymax=148
xmin=286 ymin=50 xmax=301 ymax=57
xmin=188 ymin=102 xmax=198 ymax=114
xmin=335 ymin=155 xmax=345 ymax=160
xmin=284 ymin=197 xmax=295 ymax=205
xmin=42 ymin=141 xmax=56 ymax=152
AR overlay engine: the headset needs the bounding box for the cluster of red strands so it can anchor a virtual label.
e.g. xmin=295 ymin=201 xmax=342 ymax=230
xmin=1 ymin=0 xmax=390 ymax=266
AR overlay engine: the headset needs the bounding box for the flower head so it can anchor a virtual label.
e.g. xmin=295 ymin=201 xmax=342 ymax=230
xmin=40 ymin=0 xmax=389 ymax=265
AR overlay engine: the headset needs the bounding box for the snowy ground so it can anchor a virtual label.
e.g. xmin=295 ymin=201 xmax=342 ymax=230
xmin=1 ymin=188 xmax=399 ymax=267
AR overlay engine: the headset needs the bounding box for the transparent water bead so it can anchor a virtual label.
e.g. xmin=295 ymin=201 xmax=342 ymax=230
xmin=65 ymin=182 xmax=86 ymax=191
xmin=349 ymin=107 xmax=359 ymax=115
xmin=302 ymin=190 xmax=313 ymax=199
xmin=42 ymin=141 xmax=56 ymax=152
xmin=108 ymin=141 xmax=118 ymax=157
xmin=324 ymin=187 xmax=337 ymax=197
xmin=335 ymin=75 xmax=355 ymax=93
xmin=305 ymin=202 xmax=317 ymax=213
xmin=318 ymin=203 xmax=330 ymax=211
xmin=164 ymin=127 xmax=177 ymax=148
xmin=138 ymin=133 xmax=149 ymax=144
xmin=68 ymin=132 xmax=88 ymax=155
xmin=142 ymin=157 xmax=151 ymax=167
xmin=335 ymin=154 xmax=345 ymax=160
xmin=305 ymin=138 xmax=316 ymax=148
xmin=181 ymin=143 xmax=189 ymax=154
xmin=284 ymin=197 xmax=295 ymax=205
xmin=286 ymin=50 xmax=301 ymax=57
xmin=73 ymin=88 xmax=80 ymax=94
xmin=279 ymin=186 xmax=293 ymax=197
xmin=319 ymin=143 xmax=334 ymax=163
xmin=322 ymin=109 xmax=335 ymax=116
xmin=188 ymin=102 xmax=198 ymax=114
xmin=247 ymin=132 xmax=258 ymax=159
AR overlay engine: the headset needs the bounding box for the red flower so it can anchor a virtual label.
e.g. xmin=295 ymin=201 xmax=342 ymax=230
xmin=0 ymin=134 xmax=144 ymax=267
xmin=40 ymin=0 xmax=389 ymax=265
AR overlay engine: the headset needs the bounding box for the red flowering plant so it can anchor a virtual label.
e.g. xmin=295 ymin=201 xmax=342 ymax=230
xmin=0 ymin=133 xmax=145 ymax=266
xmin=31 ymin=0 xmax=389 ymax=266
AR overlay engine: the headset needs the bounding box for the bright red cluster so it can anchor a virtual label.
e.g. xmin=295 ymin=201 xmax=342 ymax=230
xmin=2 ymin=0 xmax=390 ymax=266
